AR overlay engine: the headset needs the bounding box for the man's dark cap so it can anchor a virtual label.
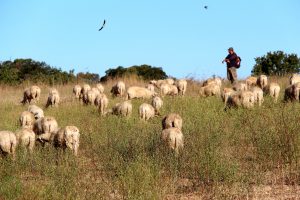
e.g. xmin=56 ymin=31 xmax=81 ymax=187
xmin=228 ymin=47 xmax=234 ymax=51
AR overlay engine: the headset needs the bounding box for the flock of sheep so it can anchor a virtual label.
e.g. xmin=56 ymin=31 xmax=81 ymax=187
xmin=1 ymin=73 xmax=300 ymax=159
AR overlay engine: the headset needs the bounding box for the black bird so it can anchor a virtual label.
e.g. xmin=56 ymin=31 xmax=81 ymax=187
xmin=204 ymin=6 xmax=208 ymax=9
xmin=98 ymin=20 xmax=106 ymax=31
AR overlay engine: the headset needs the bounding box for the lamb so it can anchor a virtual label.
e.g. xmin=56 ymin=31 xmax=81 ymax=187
xmin=251 ymin=86 xmax=264 ymax=106
xmin=290 ymin=74 xmax=300 ymax=85
xmin=52 ymin=126 xmax=80 ymax=156
xmin=162 ymin=113 xmax=183 ymax=130
xmin=111 ymin=81 xmax=126 ymax=97
xmin=202 ymin=77 xmax=222 ymax=88
xmin=233 ymin=82 xmax=248 ymax=92
xmin=0 ymin=131 xmax=17 ymax=159
xmin=152 ymin=96 xmax=163 ymax=115
xmin=46 ymin=88 xmax=60 ymax=108
xmin=177 ymin=79 xmax=187 ymax=96
xmin=257 ymin=75 xmax=268 ymax=90
xmin=266 ymin=83 xmax=280 ymax=102
xmin=21 ymin=85 xmax=41 ymax=104
xmin=139 ymin=103 xmax=155 ymax=121
xmin=28 ymin=105 xmax=44 ymax=119
xmin=161 ymin=128 xmax=184 ymax=154
xmin=111 ymin=101 xmax=132 ymax=117
xmin=127 ymin=86 xmax=156 ymax=100
xmin=246 ymin=76 xmax=257 ymax=87
xmin=15 ymin=128 xmax=35 ymax=153
xmin=146 ymin=84 xmax=155 ymax=93
xmin=221 ymin=88 xmax=235 ymax=104
xmin=34 ymin=116 xmax=58 ymax=143
xmin=95 ymin=94 xmax=109 ymax=115
xmin=226 ymin=91 xmax=255 ymax=109
xmin=19 ymin=111 xmax=35 ymax=129
xmin=96 ymin=83 xmax=105 ymax=94
xmin=73 ymin=85 xmax=82 ymax=99
xmin=199 ymin=83 xmax=221 ymax=97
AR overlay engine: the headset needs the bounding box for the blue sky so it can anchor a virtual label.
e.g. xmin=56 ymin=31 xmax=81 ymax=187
xmin=1 ymin=0 xmax=299 ymax=79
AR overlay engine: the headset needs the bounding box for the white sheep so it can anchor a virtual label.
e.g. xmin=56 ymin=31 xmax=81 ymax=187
xmin=199 ymin=83 xmax=221 ymax=97
xmin=266 ymin=83 xmax=281 ymax=103
xmin=162 ymin=113 xmax=183 ymax=130
xmin=0 ymin=131 xmax=17 ymax=159
xmin=96 ymin=83 xmax=105 ymax=94
xmin=28 ymin=105 xmax=44 ymax=119
xmin=226 ymin=91 xmax=255 ymax=109
xmin=85 ymin=89 xmax=99 ymax=105
xmin=19 ymin=111 xmax=35 ymax=130
xmin=152 ymin=96 xmax=163 ymax=115
xmin=21 ymin=85 xmax=41 ymax=104
xmin=202 ymin=77 xmax=222 ymax=88
xmin=221 ymin=87 xmax=235 ymax=104
xmin=160 ymin=83 xmax=178 ymax=96
xmin=246 ymin=76 xmax=257 ymax=88
xmin=34 ymin=116 xmax=58 ymax=143
xmin=139 ymin=103 xmax=155 ymax=121
xmin=176 ymin=79 xmax=187 ymax=96
xmin=111 ymin=81 xmax=126 ymax=97
xmin=233 ymin=82 xmax=248 ymax=92
xmin=111 ymin=101 xmax=132 ymax=117
xmin=81 ymin=84 xmax=91 ymax=102
xmin=127 ymin=86 xmax=156 ymax=100
xmin=251 ymin=86 xmax=264 ymax=106
xmin=161 ymin=128 xmax=184 ymax=154
xmin=46 ymin=88 xmax=60 ymax=108
xmin=15 ymin=128 xmax=35 ymax=153
xmin=95 ymin=94 xmax=109 ymax=115
xmin=146 ymin=84 xmax=155 ymax=93
xmin=290 ymin=74 xmax=300 ymax=85
xmin=52 ymin=126 xmax=80 ymax=156
xmin=73 ymin=85 xmax=82 ymax=99
xmin=257 ymin=75 xmax=268 ymax=90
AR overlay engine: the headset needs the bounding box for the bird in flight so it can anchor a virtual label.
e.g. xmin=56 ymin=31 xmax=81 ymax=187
xmin=99 ymin=20 xmax=106 ymax=31
xmin=204 ymin=6 xmax=208 ymax=9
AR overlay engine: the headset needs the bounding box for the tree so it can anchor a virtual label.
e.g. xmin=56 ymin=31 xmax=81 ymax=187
xmin=252 ymin=51 xmax=300 ymax=76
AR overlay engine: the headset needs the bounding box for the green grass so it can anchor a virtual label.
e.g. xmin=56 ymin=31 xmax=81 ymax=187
xmin=1 ymin=81 xmax=300 ymax=199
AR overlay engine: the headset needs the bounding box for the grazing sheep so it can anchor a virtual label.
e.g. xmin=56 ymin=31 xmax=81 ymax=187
xmin=233 ymin=82 xmax=248 ymax=92
xmin=226 ymin=91 xmax=255 ymax=109
xmin=111 ymin=101 xmax=132 ymax=117
xmin=161 ymin=128 xmax=184 ymax=154
xmin=0 ymin=131 xmax=17 ymax=159
xmin=15 ymin=128 xmax=35 ymax=153
xmin=165 ymin=78 xmax=175 ymax=85
xmin=127 ymin=86 xmax=156 ymax=100
xmin=73 ymin=85 xmax=82 ymax=99
xmin=46 ymin=88 xmax=60 ymax=108
xmin=203 ymin=77 xmax=222 ymax=88
xmin=19 ymin=111 xmax=35 ymax=130
xmin=266 ymin=83 xmax=281 ymax=102
xmin=96 ymin=83 xmax=105 ymax=94
xmin=111 ymin=81 xmax=126 ymax=97
xmin=52 ymin=126 xmax=80 ymax=156
xmin=21 ymin=85 xmax=41 ymax=104
xmin=221 ymin=88 xmax=235 ymax=104
xmin=34 ymin=116 xmax=58 ymax=143
xmin=152 ymin=96 xmax=163 ymax=115
xmin=162 ymin=113 xmax=183 ymax=130
xmin=246 ymin=76 xmax=258 ymax=87
xmin=28 ymin=105 xmax=44 ymax=119
xmin=151 ymin=79 xmax=174 ymax=88
xmin=290 ymin=74 xmax=300 ymax=85
xmin=85 ymin=89 xmax=100 ymax=105
xmin=199 ymin=83 xmax=221 ymax=97
xmin=251 ymin=86 xmax=264 ymax=106
xmin=139 ymin=103 xmax=155 ymax=121
xmin=146 ymin=84 xmax=155 ymax=92
xmin=257 ymin=75 xmax=268 ymax=90
xmin=81 ymin=84 xmax=91 ymax=102
xmin=177 ymin=79 xmax=187 ymax=96
xmin=95 ymin=94 xmax=109 ymax=115
xmin=292 ymin=82 xmax=300 ymax=101
xmin=160 ymin=83 xmax=178 ymax=96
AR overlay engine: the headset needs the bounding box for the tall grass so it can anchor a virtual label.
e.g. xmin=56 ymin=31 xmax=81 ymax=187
xmin=1 ymin=76 xmax=300 ymax=199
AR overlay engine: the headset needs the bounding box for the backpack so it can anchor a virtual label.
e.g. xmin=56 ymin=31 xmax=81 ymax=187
xmin=235 ymin=56 xmax=241 ymax=68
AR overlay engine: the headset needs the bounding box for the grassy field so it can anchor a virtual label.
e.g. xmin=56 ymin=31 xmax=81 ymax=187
xmin=1 ymin=77 xmax=300 ymax=199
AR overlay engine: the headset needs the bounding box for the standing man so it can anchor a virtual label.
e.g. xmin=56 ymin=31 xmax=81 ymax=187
xmin=222 ymin=47 xmax=240 ymax=84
